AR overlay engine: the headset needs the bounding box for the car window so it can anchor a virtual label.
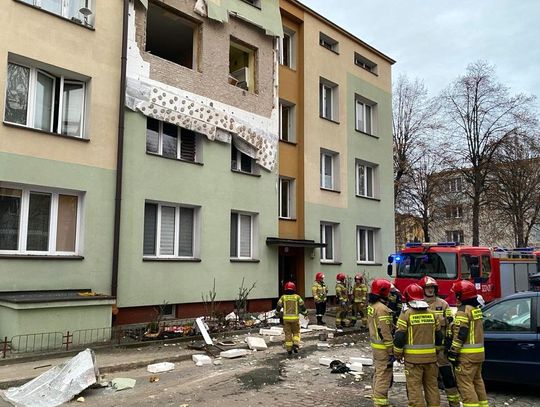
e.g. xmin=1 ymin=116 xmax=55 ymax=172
xmin=484 ymin=298 xmax=532 ymax=332
xmin=481 ymin=255 xmax=491 ymax=279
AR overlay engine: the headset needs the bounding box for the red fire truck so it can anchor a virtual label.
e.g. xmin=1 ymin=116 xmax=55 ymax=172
xmin=388 ymin=242 xmax=537 ymax=306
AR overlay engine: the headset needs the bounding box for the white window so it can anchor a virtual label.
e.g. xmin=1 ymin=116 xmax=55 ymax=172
xmin=319 ymin=32 xmax=339 ymax=53
xmin=0 ymin=184 xmax=83 ymax=255
xmin=319 ymin=78 xmax=338 ymax=121
xmin=146 ymin=118 xmax=201 ymax=163
xmin=279 ymin=178 xmax=295 ymax=219
xmin=446 ymin=230 xmax=464 ymax=243
xmin=354 ymin=52 xmax=377 ymax=74
xmin=357 ymin=227 xmax=376 ymax=263
xmin=445 ymin=205 xmax=463 ymax=219
xmin=230 ymin=212 xmax=257 ymax=259
xmin=279 ymin=100 xmax=295 ymax=142
xmin=356 ymin=160 xmax=377 ymax=198
xmin=355 ymin=97 xmax=375 ymax=135
xmin=143 ymin=202 xmax=199 ymax=258
xmin=20 ymin=0 xmax=95 ymax=26
xmin=320 ymin=222 xmax=338 ymax=262
xmin=447 ymin=177 xmax=463 ymax=193
xmin=279 ymin=28 xmax=296 ymax=68
xmin=320 ymin=150 xmax=340 ymax=191
xmin=4 ymin=61 xmax=87 ymax=138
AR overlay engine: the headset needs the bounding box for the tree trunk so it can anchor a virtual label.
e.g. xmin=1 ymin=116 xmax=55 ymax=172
xmin=471 ymin=193 xmax=480 ymax=246
xmin=422 ymin=216 xmax=430 ymax=242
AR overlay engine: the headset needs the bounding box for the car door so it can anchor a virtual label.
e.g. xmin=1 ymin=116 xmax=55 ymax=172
xmin=483 ymin=294 xmax=540 ymax=384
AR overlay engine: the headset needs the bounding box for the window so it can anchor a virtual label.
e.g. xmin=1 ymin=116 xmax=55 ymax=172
xmin=279 ymin=178 xmax=295 ymax=219
xmin=447 ymin=177 xmax=463 ymax=193
xmin=145 ymin=2 xmax=197 ymax=69
xmin=279 ymin=28 xmax=296 ymax=68
xmin=230 ymin=212 xmax=257 ymax=259
xmin=446 ymin=230 xmax=464 ymax=244
xmin=241 ymin=0 xmax=261 ymax=7
xmin=229 ymin=39 xmax=256 ymax=92
xmin=320 ymin=150 xmax=339 ymax=191
xmin=4 ymin=61 xmax=87 ymax=138
xmin=355 ymin=97 xmax=375 ymax=135
xmin=356 ymin=160 xmax=377 ymax=198
xmin=354 ymin=52 xmax=377 ymax=74
xmin=320 ymin=222 xmax=339 ymax=262
xmin=279 ymin=100 xmax=295 ymax=142
xmin=398 ymin=252 xmax=458 ymax=280
xmin=319 ymin=32 xmax=339 ymax=53
xmin=20 ymin=0 xmax=95 ymax=26
xmin=481 ymin=255 xmax=491 ymax=279
xmin=319 ymin=78 xmax=338 ymax=121
xmin=231 ymin=144 xmax=258 ymax=175
xmin=484 ymin=297 xmax=532 ymax=332
xmin=146 ymin=118 xmax=201 ymax=163
xmin=0 ymin=185 xmax=82 ymax=255
xmin=143 ymin=202 xmax=198 ymax=258
xmin=445 ymin=205 xmax=463 ymax=219
xmin=357 ymin=227 xmax=376 ymax=263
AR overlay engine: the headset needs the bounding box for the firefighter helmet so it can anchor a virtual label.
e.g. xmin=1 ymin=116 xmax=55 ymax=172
xmin=451 ymin=280 xmax=477 ymax=301
xmin=371 ymin=279 xmax=392 ymax=298
xmin=336 ymin=273 xmax=346 ymax=282
xmin=418 ymin=276 xmax=438 ymax=289
xmin=354 ymin=273 xmax=364 ymax=282
xmin=315 ymin=272 xmax=325 ymax=282
xmin=284 ymin=281 xmax=296 ymax=292
xmin=404 ymin=283 xmax=425 ymax=302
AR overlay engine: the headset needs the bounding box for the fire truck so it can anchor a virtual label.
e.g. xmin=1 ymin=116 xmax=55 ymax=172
xmin=387 ymin=242 xmax=538 ymax=306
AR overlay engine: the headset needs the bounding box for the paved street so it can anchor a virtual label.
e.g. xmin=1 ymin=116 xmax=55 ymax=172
xmin=1 ymin=331 xmax=537 ymax=407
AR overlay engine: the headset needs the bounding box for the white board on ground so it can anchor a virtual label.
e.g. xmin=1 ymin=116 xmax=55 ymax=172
xmin=195 ymin=317 xmax=213 ymax=345
xmin=220 ymin=349 xmax=250 ymax=359
xmin=147 ymin=362 xmax=175 ymax=373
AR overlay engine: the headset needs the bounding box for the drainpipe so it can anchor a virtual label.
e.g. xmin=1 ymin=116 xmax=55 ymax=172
xmin=111 ymin=0 xmax=129 ymax=298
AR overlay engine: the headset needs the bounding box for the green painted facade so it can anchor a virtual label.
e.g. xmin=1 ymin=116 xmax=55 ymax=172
xmin=303 ymin=74 xmax=395 ymax=296
xmin=117 ymin=111 xmax=279 ymax=308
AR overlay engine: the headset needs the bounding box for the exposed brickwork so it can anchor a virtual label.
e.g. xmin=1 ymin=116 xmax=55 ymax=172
xmin=134 ymin=0 xmax=275 ymax=119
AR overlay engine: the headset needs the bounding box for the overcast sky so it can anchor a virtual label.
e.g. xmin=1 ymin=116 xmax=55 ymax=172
xmin=302 ymin=0 xmax=540 ymax=100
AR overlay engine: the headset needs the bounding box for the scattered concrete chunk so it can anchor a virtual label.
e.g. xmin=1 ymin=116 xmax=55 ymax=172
xmin=219 ymin=349 xmax=250 ymax=359
xmin=299 ymin=314 xmax=309 ymax=329
xmin=192 ymin=354 xmax=212 ymax=365
xmin=147 ymin=362 xmax=175 ymax=373
xmin=393 ymin=372 xmax=406 ymax=383
xmin=246 ymin=336 xmax=268 ymax=350
xmin=111 ymin=378 xmax=136 ymax=391
xmin=318 ymin=357 xmax=334 ymax=366
xmin=349 ymin=356 xmax=373 ymax=366
xmin=348 ymin=362 xmax=363 ymax=372
xmin=259 ymin=327 xmax=283 ymax=336
xmin=225 ymin=311 xmax=238 ymax=321
xmin=317 ymin=342 xmax=331 ymax=348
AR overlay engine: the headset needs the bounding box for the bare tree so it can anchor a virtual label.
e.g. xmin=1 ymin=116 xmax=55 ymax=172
xmin=393 ymin=75 xmax=440 ymax=205
xmin=489 ymin=132 xmax=540 ymax=246
xmin=438 ymin=61 xmax=536 ymax=246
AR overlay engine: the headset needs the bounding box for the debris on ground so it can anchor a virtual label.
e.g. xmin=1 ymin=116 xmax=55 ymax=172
xmin=317 ymin=342 xmax=331 ymax=348
xmin=259 ymin=327 xmax=283 ymax=336
xmin=246 ymin=336 xmax=268 ymax=351
xmin=393 ymin=372 xmax=406 ymax=383
xmin=147 ymin=362 xmax=175 ymax=373
xmin=111 ymin=378 xmax=136 ymax=391
xmin=76 ymin=397 xmax=85 ymax=403
xmin=217 ymin=340 xmax=236 ymax=346
xmin=194 ymin=317 xmax=213 ymax=345
xmin=219 ymin=349 xmax=250 ymax=359
xmin=225 ymin=311 xmax=238 ymax=321
xmin=299 ymin=314 xmax=309 ymax=329
xmin=2 ymin=348 xmax=99 ymax=407
xmin=329 ymin=360 xmax=350 ymax=374
xmin=349 ymin=356 xmax=372 ymax=366
xmin=319 ymin=357 xmax=333 ymax=366
xmin=192 ymin=354 xmax=212 ymax=366
xmin=348 ymin=362 xmax=363 ymax=372
xmin=149 ymin=376 xmax=159 ymax=383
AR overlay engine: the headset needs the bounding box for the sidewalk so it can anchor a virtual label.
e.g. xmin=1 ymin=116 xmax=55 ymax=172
xmin=0 ymin=313 xmax=350 ymax=390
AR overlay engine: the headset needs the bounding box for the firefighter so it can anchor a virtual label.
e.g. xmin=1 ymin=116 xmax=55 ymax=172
xmin=351 ymin=273 xmax=368 ymax=327
xmin=335 ymin=273 xmax=349 ymax=328
xmin=448 ymin=280 xmax=488 ymax=407
xmin=387 ymin=283 xmax=403 ymax=326
xmin=276 ymin=281 xmax=307 ymax=355
xmin=419 ymin=276 xmax=460 ymax=407
xmin=367 ymin=279 xmax=394 ymax=407
xmin=312 ymin=272 xmax=328 ymax=325
xmin=394 ymin=283 xmax=443 ymax=407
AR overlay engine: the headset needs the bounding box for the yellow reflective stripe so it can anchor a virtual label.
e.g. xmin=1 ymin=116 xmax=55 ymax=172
xmin=368 ymin=306 xmax=374 ymax=317
xmin=460 ymin=347 xmax=484 ymax=353
xmin=283 ymin=316 xmax=299 ymax=320
xmin=373 ymin=398 xmax=389 ymax=405
xmin=394 ymin=346 xmax=403 ymax=352
xmin=455 ymin=316 xmax=468 ymax=322
xmin=433 ymin=310 xmax=444 ymax=315
xmin=383 ymin=341 xmax=393 ymax=347
xmin=410 ymin=313 xmax=435 ymax=325
xmin=470 ymin=319 xmax=475 ymax=344
xmin=378 ymin=315 xmax=392 ymax=321
xmin=478 ymin=401 xmax=488 ymax=407
xmin=397 ymin=319 xmax=408 ymax=328
xmin=371 ymin=343 xmax=387 ymax=350
xmin=447 ymin=394 xmax=461 ymax=402
xmin=445 ymin=309 xmax=453 ymax=316
xmin=472 ymin=308 xmax=483 ymax=320
xmin=404 ymin=349 xmax=436 ymax=354
xmin=463 ymin=404 xmax=480 ymax=407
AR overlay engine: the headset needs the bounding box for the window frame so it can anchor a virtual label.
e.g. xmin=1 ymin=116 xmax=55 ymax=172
xmin=320 ymin=222 xmax=335 ymax=262
xmin=446 ymin=230 xmax=464 ymax=243
xmin=230 ymin=211 xmax=257 ymax=260
xmin=319 ymin=32 xmax=339 ymax=53
xmin=320 ymin=152 xmax=334 ymax=190
xmin=279 ymin=177 xmax=295 ymax=220
xmin=484 ymin=297 xmax=534 ymax=333
xmin=4 ymin=61 xmax=87 ymax=138
xmin=319 ymin=78 xmax=339 ymax=121
xmin=354 ymin=52 xmax=378 ymax=74
xmin=0 ymin=183 xmax=83 ymax=256
xmin=19 ymin=0 xmax=95 ymax=26
xmin=279 ymin=100 xmax=295 ymax=142
xmin=355 ymin=98 xmax=373 ymax=135
xmin=356 ymin=160 xmax=376 ymax=198
xmin=146 ymin=118 xmax=201 ymax=163
xmin=143 ymin=200 xmax=199 ymax=259
xmin=279 ymin=27 xmax=296 ymax=69
xmin=357 ymin=226 xmax=376 ymax=263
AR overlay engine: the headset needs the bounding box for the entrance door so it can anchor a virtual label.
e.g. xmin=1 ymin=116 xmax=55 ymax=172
xmin=274 ymin=247 xmax=305 ymax=308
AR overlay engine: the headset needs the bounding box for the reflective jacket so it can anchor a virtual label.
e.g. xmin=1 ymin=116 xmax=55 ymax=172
xmin=353 ymin=283 xmax=368 ymax=304
xmin=426 ymin=296 xmax=453 ymax=335
xmin=335 ymin=283 xmax=348 ymax=303
xmin=276 ymin=294 xmax=307 ymax=321
xmin=311 ymin=281 xmax=328 ymax=303
xmin=367 ymin=301 xmax=394 ymax=360
xmin=450 ymin=304 xmax=485 ymax=363
xmin=394 ymin=308 xmax=443 ymax=364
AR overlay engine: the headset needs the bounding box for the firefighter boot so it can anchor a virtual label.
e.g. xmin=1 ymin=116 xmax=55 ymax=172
xmin=292 ymin=344 xmax=299 ymax=353
xmin=316 ymin=316 xmax=323 ymax=325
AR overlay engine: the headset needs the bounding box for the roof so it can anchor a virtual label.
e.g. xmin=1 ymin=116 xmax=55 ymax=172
xmin=266 ymin=237 xmax=326 ymax=248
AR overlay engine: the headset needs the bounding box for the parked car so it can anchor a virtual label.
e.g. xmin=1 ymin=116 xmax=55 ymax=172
xmin=482 ymin=291 xmax=540 ymax=385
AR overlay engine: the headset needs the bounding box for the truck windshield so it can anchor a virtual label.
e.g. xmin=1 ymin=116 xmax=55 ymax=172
xmin=397 ymin=252 xmax=457 ymax=279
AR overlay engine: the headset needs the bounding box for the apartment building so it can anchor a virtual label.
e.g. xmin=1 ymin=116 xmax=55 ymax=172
xmin=275 ymin=0 xmax=395 ymax=300
xmin=115 ymin=0 xmax=283 ymax=323
xmin=0 ymin=1 xmax=121 ymax=338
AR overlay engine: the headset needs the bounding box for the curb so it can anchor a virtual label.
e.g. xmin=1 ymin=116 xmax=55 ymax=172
xmin=0 ymin=327 xmax=365 ymax=390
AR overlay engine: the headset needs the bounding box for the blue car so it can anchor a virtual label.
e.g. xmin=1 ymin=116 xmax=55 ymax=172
xmin=482 ymin=291 xmax=540 ymax=385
